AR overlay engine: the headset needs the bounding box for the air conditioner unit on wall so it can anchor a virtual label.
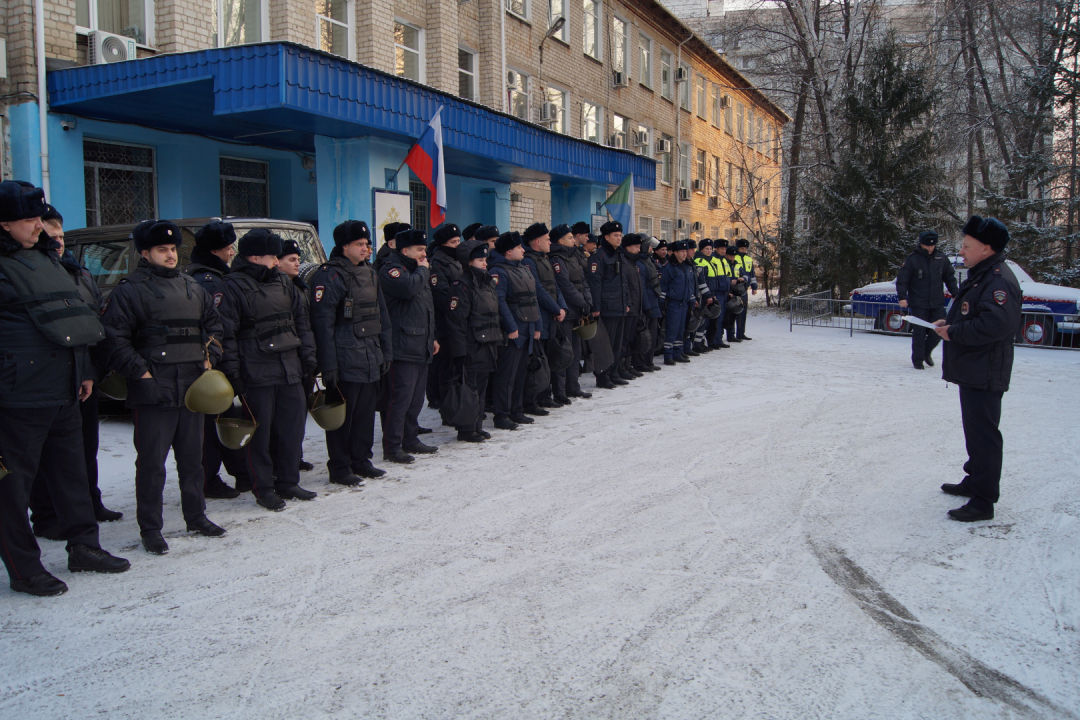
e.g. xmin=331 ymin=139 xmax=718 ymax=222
xmin=539 ymin=102 xmax=558 ymax=123
xmin=679 ymin=188 xmax=691 ymax=201
xmin=721 ymin=95 xmax=730 ymax=108
xmin=692 ymin=222 xmax=703 ymax=232
xmin=507 ymin=70 xmax=519 ymax=86
xmin=675 ymin=67 xmax=689 ymax=82
xmin=89 ymin=30 xmax=137 ymax=65
xmin=610 ymin=133 xmax=626 ymax=149
xmin=677 ymin=219 xmax=686 ymax=229
xmin=692 ymin=179 xmax=704 ymax=192
xmin=634 ymin=131 xmax=648 ymax=147
xmin=612 ymin=71 xmax=630 ymax=88
xmin=654 ymin=139 xmax=672 ymax=155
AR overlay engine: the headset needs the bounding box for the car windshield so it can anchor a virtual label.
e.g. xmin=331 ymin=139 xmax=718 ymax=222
xmin=81 ymin=240 xmax=133 ymax=295
xmin=233 ymin=225 xmax=323 ymax=264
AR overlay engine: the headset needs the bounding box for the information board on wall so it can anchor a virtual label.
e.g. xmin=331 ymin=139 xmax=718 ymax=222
xmin=373 ymin=189 xmax=413 ymax=250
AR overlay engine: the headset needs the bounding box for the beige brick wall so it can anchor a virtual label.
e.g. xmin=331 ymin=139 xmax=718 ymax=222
xmin=157 ymin=0 xmax=214 ymax=53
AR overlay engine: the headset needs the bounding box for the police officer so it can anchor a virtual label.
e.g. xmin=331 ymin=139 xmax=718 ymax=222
xmin=102 ymin=220 xmax=227 ymax=554
xmin=709 ymin=240 xmax=733 ymax=349
xmin=218 ymin=229 xmax=318 ymax=510
xmin=584 ymin=233 xmax=598 ymax=257
xmin=276 ymin=238 xmax=316 ymax=474
xmin=733 ymin=239 xmax=757 ymax=340
xmin=654 ymin=239 xmax=669 ymax=268
xmin=184 ymin=220 xmax=252 ymax=498
xmin=489 ymin=231 xmax=540 ymax=429
xmin=586 ymin=221 xmax=630 ymax=389
xmin=723 ymin=244 xmax=745 ymax=343
xmin=934 ymin=216 xmax=1021 ymax=522
xmin=548 ymin=223 xmax=593 ymax=401
xmin=309 ymin=220 xmax=393 ymax=484
xmin=427 ymin=223 xmax=463 ymax=411
xmin=375 ymin=222 xmax=409 ymax=271
xmin=461 ymin=223 xmax=483 ymax=243
xmin=379 ymin=228 xmax=439 ymax=464
xmin=634 ymin=237 xmax=663 ymax=372
xmin=571 ymin=221 xmax=591 ymax=252
xmin=474 ymin=225 xmax=500 ymax=252
xmin=617 ymin=233 xmax=644 ymax=380
xmin=0 ymin=181 xmax=130 ymax=596
xmin=661 ymin=240 xmax=696 ymax=365
xmin=897 ymin=230 xmax=959 ymax=369
xmin=445 ymin=239 xmax=502 ymax=441
xmin=521 ymin=223 xmax=567 ymax=413
xmin=684 ymin=240 xmax=714 ymax=356
xmin=693 ymin=239 xmax=721 ymax=352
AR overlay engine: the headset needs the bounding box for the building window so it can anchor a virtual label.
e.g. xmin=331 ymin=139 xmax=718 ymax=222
xmin=802 ymin=216 xmax=810 ymax=231
xmin=757 ymin=115 xmax=764 ymax=148
xmin=76 ymin=0 xmax=153 ymax=45
xmin=748 ymin=110 xmax=756 ymax=147
xmin=764 ymin=124 xmax=772 ymax=159
xmin=660 ymin=49 xmax=673 ymax=99
xmin=612 ymin=113 xmax=629 ymax=147
xmin=697 ymin=76 xmax=707 ymax=119
xmin=544 ymin=87 xmax=567 ymax=133
xmin=506 ymin=0 xmax=528 ymax=20
xmin=582 ymin=101 xmax=602 ymax=143
xmin=660 ymin=218 xmax=673 ymax=242
xmin=726 ymin=162 xmax=733 ymax=200
xmin=395 ymin=20 xmax=423 ymax=82
xmin=410 ymin=180 xmax=430 ymax=232
xmin=507 ymin=70 xmax=530 ymax=120
xmin=220 ymin=156 xmax=269 ymax=217
xmin=638 ymin=33 xmax=652 ymax=88
xmin=711 ymin=85 xmax=721 ymax=127
xmin=638 ymin=216 xmax=653 ymax=237
xmin=548 ymin=0 xmax=568 ymax=41
xmin=83 ymin=139 xmax=156 ymax=228
xmin=316 ymin=0 xmax=350 ymax=58
xmin=679 ymin=63 xmax=691 ymax=111
xmin=612 ymin=16 xmax=628 ymax=76
xmin=724 ymin=97 xmax=733 ymax=134
xmin=696 ymin=149 xmax=706 ymax=189
xmin=737 ymin=169 xmax=745 ymax=204
xmin=774 ymin=128 xmax=782 ymax=162
xmin=583 ymin=0 xmax=601 ymax=60
xmin=660 ymin=133 xmax=673 ymax=185
xmin=636 ymin=124 xmax=651 ymax=158
xmin=736 ymin=103 xmax=745 ymax=141
xmin=678 ymin=143 xmax=690 ymax=189
xmin=211 ymin=0 xmax=262 ymax=47
xmin=711 ymin=155 xmax=721 ymax=196
xmin=458 ymin=49 xmax=476 ymax=100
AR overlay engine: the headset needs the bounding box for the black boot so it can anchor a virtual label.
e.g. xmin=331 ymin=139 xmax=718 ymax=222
xmin=10 ymin=572 xmax=67 ymax=597
xmin=67 ymin=544 xmax=131 ymax=573
xmin=330 ymin=474 xmax=366 ymax=487
xmin=913 ymin=359 xmax=925 ymax=370
xmin=947 ymin=502 xmax=994 ymax=522
xmin=384 ymin=449 xmax=415 ymax=464
xmin=494 ymin=416 xmax=520 ymax=431
xmin=457 ymin=430 xmax=486 ymax=442
xmin=568 ymin=389 xmax=593 ymax=399
xmin=924 ymin=353 xmax=935 ymax=367
xmin=402 ymin=440 xmax=438 ymax=454
xmin=664 ymin=357 xmax=676 ymax=366
xmin=509 ymin=413 xmax=535 ymax=424
xmin=277 ymin=485 xmax=318 ymax=501
xmin=523 ymin=404 xmax=550 ymax=416
xmin=595 ymin=373 xmax=616 ymax=390
xmin=298 ymin=459 xmax=315 ymax=472
xmin=941 ymin=483 xmax=974 ymax=497
xmin=186 ymin=515 xmax=227 ymax=536
xmin=256 ymin=492 xmax=287 ymax=512
xmin=355 ymin=461 xmax=386 ymax=479
xmin=204 ymin=474 xmax=240 ymax=499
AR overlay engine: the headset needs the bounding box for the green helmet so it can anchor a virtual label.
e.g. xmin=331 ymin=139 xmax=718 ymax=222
xmin=573 ymin=316 xmax=598 ymax=340
xmin=97 ymin=372 xmax=128 ymax=401
xmin=184 ymin=370 xmax=235 ymax=415
xmin=309 ymin=391 xmax=346 ymax=431
xmin=216 ymin=417 xmax=258 ymax=449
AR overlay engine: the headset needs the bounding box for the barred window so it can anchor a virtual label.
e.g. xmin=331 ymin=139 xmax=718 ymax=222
xmin=83 ymin=140 xmax=156 ymax=228
xmin=659 ymin=218 xmax=672 ymax=242
xmin=410 ymin=180 xmax=429 ymax=232
xmin=638 ymin=216 xmax=653 ymax=237
xmin=220 ymin=157 xmax=269 ymax=217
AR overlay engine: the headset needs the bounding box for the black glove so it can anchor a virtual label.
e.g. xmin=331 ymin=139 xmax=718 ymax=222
xmin=321 ymin=369 xmax=338 ymax=389
xmin=302 ymin=361 xmax=317 ymax=377
xmin=229 ymin=376 xmax=244 ymax=396
xmin=453 ymin=355 xmax=466 ymax=371
xmin=581 ymin=305 xmax=591 ymax=317
xmin=380 ymin=360 xmax=392 ymax=376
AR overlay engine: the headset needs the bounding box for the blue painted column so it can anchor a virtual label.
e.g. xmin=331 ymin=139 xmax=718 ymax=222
xmin=550 ymin=181 xmax=609 ymax=227
xmin=9 ymin=102 xmax=43 ymax=187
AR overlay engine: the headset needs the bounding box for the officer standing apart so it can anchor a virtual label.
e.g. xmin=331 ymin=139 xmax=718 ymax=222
xmin=586 ymin=221 xmax=630 ymax=389
xmin=102 ymin=220 xmax=227 ymax=554
xmin=897 ymin=230 xmax=959 ymax=369
xmin=933 ymin=216 xmax=1021 ymax=522
xmin=548 ymin=223 xmax=593 ymax=401
xmin=0 ymin=181 xmax=129 ymax=596
xmin=427 ymin=223 xmax=463 ymax=411
xmin=733 ymin=239 xmax=757 ymax=340
xmin=379 ymin=229 xmax=440 ymax=464
xmin=218 ymin=229 xmax=318 ymax=510
xmin=309 ymin=220 xmax=393 ymax=484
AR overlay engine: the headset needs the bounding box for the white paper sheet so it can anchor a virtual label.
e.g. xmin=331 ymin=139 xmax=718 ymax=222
xmin=902 ymin=314 xmax=939 ymax=330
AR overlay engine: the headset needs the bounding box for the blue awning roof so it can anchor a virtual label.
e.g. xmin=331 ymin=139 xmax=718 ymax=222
xmin=48 ymin=43 xmax=656 ymax=190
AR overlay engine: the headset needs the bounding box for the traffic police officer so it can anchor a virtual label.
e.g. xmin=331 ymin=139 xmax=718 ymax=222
xmin=723 ymin=245 xmax=745 ymax=343
xmin=660 ymin=240 xmax=696 ymax=364
xmin=309 ymin=220 xmax=393 ymax=484
xmin=427 ymin=223 xmax=463 ymax=410
xmin=102 ymin=220 xmax=227 ymax=554
xmin=548 ymin=223 xmax=593 ymax=401
xmin=586 ymin=221 xmax=629 ymax=389
xmin=897 ymin=230 xmax=959 ymax=369
xmin=693 ymin=239 xmax=721 ymax=351
xmin=0 ymin=181 xmax=130 ymax=596
xmin=709 ymin=240 xmax=733 ymax=349
xmin=733 ymin=239 xmax=757 ymax=340
xmin=218 ymin=228 xmax=318 ymax=510
xmin=521 ymin=222 xmax=567 ymax=413
xmin=935 ymin=216 xmax=1021 ymax=522
xmin=489 ymin=231 xmax=541 ymax=429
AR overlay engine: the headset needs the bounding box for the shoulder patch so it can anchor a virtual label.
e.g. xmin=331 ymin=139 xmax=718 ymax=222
xmin=492 ymin=274 xmax=499 ymax=285
xmin=314 ymin=286 xmax=324 ymax=302
xmin=213 ymin=292 xmax=223 ymax=307
xmin=591 ymin=262 xmax=598 ymax=273
xmin=993 ymin=289 xmax=1007 ymax=305
xmin=450 ymin=297 xmax=459 ymax=310
xmin=389 ymin=268 xmax=402 ymax=278
xmin=431 ymin=273 xmax=438 ymax=286
xmin=960 ymin=301 xmax=970 ymax=315
xmin=554 ymin=263 xmax=561 ymax=273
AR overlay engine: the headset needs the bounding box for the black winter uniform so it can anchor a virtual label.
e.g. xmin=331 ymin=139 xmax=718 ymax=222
xmin=549 ymin=243 xmax=592 ymax=396
xmin=102 ymin=258 xmax=223 ymax=533
xmin=619 ymin=248 xmax=644 ymax=362
xmin=941 ymin=252 xmax=1022 ymax=510
xmin=309 ymin=252 xmax=393 ymax=478
xmin=585 ymin=240 xmax=629 ymax=380
xmin=488 ymin=249 xmax=540 ymax=419
xmin=897 ymin=245 xmax=961 ymax=363
xmin=445 ymin=265 xmax=503 ymax=432
xmin=427 ymin=244 xmax=464 ymax=407
xmin=522 ymin=248 xmax=565 ymax=406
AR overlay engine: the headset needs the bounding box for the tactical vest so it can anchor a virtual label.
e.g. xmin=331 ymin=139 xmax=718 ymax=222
xmin=331 ymin=259 xmax=382 ymax=339
xmin=524 ymin=250 xmax=558 ymax=302
xmin=469 ymin=277 xmax=502 ymax=343
xmin=0 ymin=249 xmax=105 ymax=347
xmin=565 ymin=252 xmax=588 ymax=297
xmin=639 ymin=256 xmax=661 ymax=295
xmin=121 ymin=267 xmax=206 ymax=364
xmin=500 ymin=263 xmax=540 ymax=323
xmin=228 ymin=272 xmax=302 ymax=354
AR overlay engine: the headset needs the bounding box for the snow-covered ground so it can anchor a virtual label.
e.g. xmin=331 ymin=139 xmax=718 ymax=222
xmin=2 ymin=309 xmax=1078 ymax=719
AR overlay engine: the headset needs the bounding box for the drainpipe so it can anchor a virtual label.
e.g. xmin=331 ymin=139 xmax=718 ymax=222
xmin=500 ymin=2 xmax=507 ymax=113
xmin=673 ymin=33 xmax=691 ymax=239
xmin=34 ymin=0 xmax=50 ymax=198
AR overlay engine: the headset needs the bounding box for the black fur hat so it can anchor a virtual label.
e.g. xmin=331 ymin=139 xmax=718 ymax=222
xmin=474 ymin=225 xmax=500 ymax=243
xmin=461 ymin=222 xmax=483 ymax=241
xmin=961 ymin=216 xmax=1009 ymax=252
xmin=333 ymin=220 xmax=370 ymax=248
xmin=571 ymin=221 xmax=591 ymax=235
xmin=238 ymin=227 xmax=284 ymax=257
xmin=0 ymin=181 xmax=47 ymax=222
xmin=278 ymin=239 xmax=302 ymax=258
xmin=395 ymin=229 xmax=427 ymax=249
xmin=432 ymin=223 xmax=461 ymax=246
xmin=523 ymin=222 xmax=549 ymax=243
xmin=600 ymin=220 xmax=623 ymax=236
xmin=495 ymin=231 xmax=524 ymax=255
xmin=195 ymin=220 xmax=236 ymax=251
xmin=133 ymin=220 xmax=182 ymax=252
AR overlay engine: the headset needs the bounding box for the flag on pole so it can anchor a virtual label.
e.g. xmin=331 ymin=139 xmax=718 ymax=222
xmin=404 ymin=106 xmax=447 ymax=227
xmin=601 ymin=175 xmax=635 ymax=232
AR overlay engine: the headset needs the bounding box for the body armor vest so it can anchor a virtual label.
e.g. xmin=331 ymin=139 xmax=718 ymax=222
xmin=639 ymin=256 xmax=661 ymax=295
xmin=524 ymin=250 xmax=558 ymax=302
xmin=125 ymin=267 xmax=206 ymax=364
xmin=0 ymin=249 xmax=104 ymax=347
xmin=330 ymin=258 xmax=382 ymax=339
xmin=500 ymin=263 xmax=540 ymax=323
xmin=467 ymin=274 xmax=502 ymax=343
xmin=228 ymin=272 xmax=301 ymax=354
xmin=565 ymin=252 xmax=588 ymax=297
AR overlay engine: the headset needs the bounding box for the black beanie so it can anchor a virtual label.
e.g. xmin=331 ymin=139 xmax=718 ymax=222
xmin=456 ymin=239 xmax=489 ymax=264
xmin=195 ymin=220 xmax=236 ymax=251
xmin=395 ymin=229 xmax=427 ymax=249
xmin=0 ymin=181 xmax=47 ymax=222
xmin=621 ymin=233 xmax=642 ymax=248
xmin=550 ymin=224 xmax=572 ymax=242
xmin=917 ymin=230 xmax=939 ymax=246
xmin=571 ymin=221 xmax=590 ymax=235
xmin=474 ymin=225 xmax=500 ymax=243
xmin=962 ymin=215 xmax=1010 ymax=252
xmin=133 ymin=220 xmax=182 ymax=252
xmin=600 ymin=220 xmax=622 ymax=236
xmin=495 ymin=231 xmax=523 ymax=255
xmin=523 ymin=222 xmax=549 ymax=243
xmin=333 ymin=220 xmax=370 ymax=248
xmin=461 ymin=222 xmax=483 ymax=241
xmin=432 ymin=223 xmax=461 ymax=246
xmin=238 ymin=228 xmax=284 ymax=257
xmin=278 ymin=239 xmax=302 ymax=258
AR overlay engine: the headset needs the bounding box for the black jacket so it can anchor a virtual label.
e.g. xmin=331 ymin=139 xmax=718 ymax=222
xmin=445 ymin=265 xmax=503 ymax=372
xmin=586 ymin=240 xmax=629 ymax=317
xmin=61 ymin=251 xmax=107 ymax=381
xmin=549 ymin=243 xmax=592 ymax=320
xmin=942 ymin=253 xmax=1021 ymax=392
xmin=620 ymin=248 xmax=643 ymax=319
xmin=373 ymin=243 xmax=393 ymax=271
xmin=378 ymin=250 xmax=437 ymax=364
xmin=429 ymin=244 xmax=464 ymax=340
xmin=184 ymin=247 xmax=231 ymax=300
xmin=896 ymin=246 xmax=960 ymax=309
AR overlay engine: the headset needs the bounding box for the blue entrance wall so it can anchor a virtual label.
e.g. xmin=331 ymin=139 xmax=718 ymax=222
xmin=9 ymin=103 xmax=43 ymax=187
xmin=550 ymin=182 xmax=609 ymax=228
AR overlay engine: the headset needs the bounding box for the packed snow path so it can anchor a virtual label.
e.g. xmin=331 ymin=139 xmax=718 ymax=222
xmin=2 ymin=312 xmax=1078 ymax=719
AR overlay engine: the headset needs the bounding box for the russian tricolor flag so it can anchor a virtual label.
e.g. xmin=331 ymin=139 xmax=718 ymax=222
xmin=404 ymin=106 xmax=447 ymax=227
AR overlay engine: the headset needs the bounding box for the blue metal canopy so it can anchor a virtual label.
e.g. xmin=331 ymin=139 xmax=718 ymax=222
xmin=48 ymin=42 xmax=656 ymax=189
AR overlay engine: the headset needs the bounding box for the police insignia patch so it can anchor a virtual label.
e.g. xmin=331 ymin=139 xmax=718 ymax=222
xmin=994 ymin=290 xmax=1007 ymax=305
xmin=591 ymin=263 xmax=598 ymax=272
xmin=431 ymin=274 xmax=438 ymax=286
xmin=961 ymin=301 xmax=970 ymax=315
xmin=213 ymin=292 xmax=223 ymax=307
xmin=492 ymin=275 xmax=499 ymax=285
xmin=554 ymin=264 xmax=561 ymax=273
xmin=389 ymin=268 xmax=402 ymax=278
xmin=450 ymin=297 xmax=458 ymax=310
xmin=314 ymin=286 xmax=324 ymax=302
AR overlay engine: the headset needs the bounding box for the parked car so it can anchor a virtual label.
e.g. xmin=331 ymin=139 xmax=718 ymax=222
xmin=850 ymin=258 xmax=1080 ymax=346
xmin=65 ymin=217 xmax=327 ymax=299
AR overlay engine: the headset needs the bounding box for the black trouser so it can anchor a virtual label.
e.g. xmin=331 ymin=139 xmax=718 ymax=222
xmin=736 ymin=301 xmax=749 ymax=338
xmin=201 ymin=407 xmax=252 ymax=489
xmin=493 ymin=342 xmax=529 ymax=419
xmin=0 ymin=402 xmax=100 ymax=582
xmin=553 ymin=318 xmax=583 ymax=396
xmin=594 ymin=316 xmax=625 ymax=380
xmin=454 ymin=370 xmax=490 ymax=433
xmin=633 ymin=317 xmax=659 ymax=367
xmin=958 ymin=386 xmax=1004 ymax=508
xmin=724 ymin=307 xmax=738 ymax=341
xmin=243 ymin=383 xmax=306 ymax=496
xmin=426 ymin=347 xmax=452 ymax=407
xmin=29 ymin=390 xmax=103 ymax=533
xmin=326 ymin=380 xmax=379 ymax=478
xmin=132 ymin=406 xmax=206 ymax=533
xmin=910 ymin=306 xmax=946 ymax=362
xmin=382 ymin=361 xmax=428 ymax=454
xmin=523 ymin=339 xmax=552 ymax=408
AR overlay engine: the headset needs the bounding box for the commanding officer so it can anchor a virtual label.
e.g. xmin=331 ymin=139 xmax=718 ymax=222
xmin=375 ymin=222 xmax=409 ymax=271
xmin=379 ymin=228 xmax=439 ymax=464
xmin=548 ymin=223 xmax=593 ymax=401
xmin=219 ymin=229 xmax=318 ymax=510
xmin=0 ymin=181 xmax=130 ymax=596
xmin=427 ymin=223 xmax=463 ymax=411
xmin=445 ymin=239 xmax=503 ymax=441
xmin=184 ymin=220 xmax=251 ymax=498
xmin=102 ymin=220 xmax=226 ymax=554
xmin=934 ymin=216 xmax=1021 ymax=522
xmin=897 ymin=230 xmax=959 ymax=369
xmin=489 ymin=231 xmax=540 ymax=429
xmin=617 ymin=233 xmax=644 ymax=381
xmin=733 ymin=239 xmax=757 ymax=340
xmin=521 ymin=222 xmax=566 ymax=413
xmin=309 ymin=220 xmax=393 ymax=484
xmin=586 ymin=220 xmax=629 ymax=389
xmin=660 ymin=240 xmax=696 ymax=364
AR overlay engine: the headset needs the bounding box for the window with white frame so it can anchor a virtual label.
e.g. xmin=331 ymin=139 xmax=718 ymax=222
xmin=458 ymin=49 xmax=475 ymax=100
xmin=612 ymin=113 xmax=629 ymax=148
xmin=316 ymin=0 xmax=350 ymax=58
xmin=660 ymin=49 xmax=673 ymax=99
xmin=711 ymin=85 xmax=721 ymax=127
xmin=83 ymin=139 xmax=156 ymax=227
xmin=612 ymin=16 xmax=628 ymax=76
xmin=660 ymin=133 xmax=673 ymax=185
xmin=696 ymin=149 xmax=706 ymax=189
xmin=211 ymin=0 xmax=263 ymax=47
xmin=659 ymin=218 xmax=673 ymax=241
xmin=697 ymin=76 xmax=707 ymax=119
xmin=736 ymin=102 xmax=745 ymax=141
xmin=76 ymin=0 xmax=154 ymax=45
xmin=748 ymin=110 xmax=756 ymax=147
xmin=583 ymin=0 xmax=601 ymax=60
xmin=711 ymin=155 xmax=721 ymax=196
xmin=638 ymin=216 xmax=653 ymax=237
xmin=220 ymin=156 xmax=269 ymax=217
xmin=679 ymin=63 xmax=691 ymax=111
xmin=544 ymin=87 xmax=567 ymax=133
xmin=737 ymin=169 xmax=745 ymax=204
xmin=757 ymin=115 xmax=764 ymax=148
xmin=678 ymin=142 xmax=690 ymax=189
xmin=724 ymin=97 xmax=733 ymax=134
xmin=395 ymin=21 xmax=423 ymax=82
xmin=548 ymin=0 xmax=568 ymax=41
xmin=582 ymin=101 xmax=602 ymax=143
xmin=507 ymin=70 xmax=530 ymax=120
xmin=638 ymin=33 xmax=653 ymax=88
xmin=636 ymin=124 xmax=651 ymax=158
xmin=726 ymin=162 xmax=734 ymax=200
xmin=507 ymin=0 xmax=529 ymax=20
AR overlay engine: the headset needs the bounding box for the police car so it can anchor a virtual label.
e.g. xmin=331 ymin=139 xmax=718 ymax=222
xmin=850 ymin=259 xmax=1080 ymax=347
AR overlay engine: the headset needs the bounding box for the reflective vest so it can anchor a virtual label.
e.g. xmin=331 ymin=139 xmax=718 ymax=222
xmin=693 ymin=255 xmax=718 ymax=277
xmin=735 ymin=253 xmax=754 ymax=276
xmin=124 ymin=266 xmax=206 ymax=364
xmin=0 ymin=249 xmax=105 ymax=348
xmin=711 ymin=256 xmax=732 ymax=277
xmin=325 ymin=257 xmax=382 ymax=339
xmin=501 ymin=263 xmax=541 ymax=323
xmin=228 ymin=271 xmax=302 ymax=354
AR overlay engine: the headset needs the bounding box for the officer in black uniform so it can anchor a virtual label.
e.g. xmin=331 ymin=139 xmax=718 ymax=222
xmin=184 ymin=220 xmax=251 ymax=498
xmin=309 ymin=220 xmax=393 ymax=484
xmin=379 ymin=229 xmax=439 ymax=464
xmin=935 ymin=216 xmax=1021 ymax=522
xmin=218 ymin=229 xmax=318 ymax=510
xmin=427 ymin=223 xmax=463 ymax=411
xmin=276 ymin=238 xmax=316 ymax=475
xmin=617 ymin=233 xmax=644 ymax=380
xmin=474 ymin=225 xmax=500 ymax=252
xmin=374 ymin=222 xmax=409 ymax=271
xmin=548 ymin=223 xmax=593 ymax=401
xmin=0 ymin=181 xmax=130 ymax=596
xmin=461 ymin=223 xmax=483 ymax=243
xmin=445 ymin=239 xmax=503 ymax=441
xmin=586 ymin=221 xmax=630 ymax=389
xmin=521 ymin=222 xmax=567 ymax=413
xmin=489 ymin=231 xmax=541 ymax=429
xmin=102 ymin=220 xmax=227 ymax=554
xmin=896 ymin=230 xmax=960 ymax=369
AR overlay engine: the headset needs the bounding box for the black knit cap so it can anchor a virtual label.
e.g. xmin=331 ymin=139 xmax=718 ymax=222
xmin=456 ymin=239 xmax=489 ymax=264
xmin=0 ymin=181 xmax=47 ymax=222
xmin=735 ymin=239 xmax=750 ymax=248
xmin=461 ymin=222 xmax=483 ymax=241
xmin=133 ymin=220 xmax=182 ymax=252
xmin=918 ymin=230 xmax=939 ymax=246
xmin=600 ymin=220 xmax=622 ymax=236
xmin=621 ymin=233 xmax=642 ymax=248
xmin=962 ymin=215 xmax=1010 ymax=252
xmin=550 ymin=224 xmax=572 ymax=242
xmin=238 ymin=227 xmax=283 ymax=257
xmin=523 ymin=222 xmax=549 ymax=243
xmin=333 ymin=220 xmax=370 ymax=248
xmin=384 ymin=222 xmax=411 ymax=242
xmin=495 ymin=231 xmax=524 ymax=255
xmin=195 ymin=220 xmax=236 ymax=251
xmin=474 ymin=225 xmax=500 ymax=243
xmin=432 ymin=223 xmax=461 ymax=246
xmin=278 ymin=239 xmax=302 ymax=258
xmin=41 ymin=204 xmax=63 ymax=225
xmin=395 ymin=229 xmax=427 ymax=249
